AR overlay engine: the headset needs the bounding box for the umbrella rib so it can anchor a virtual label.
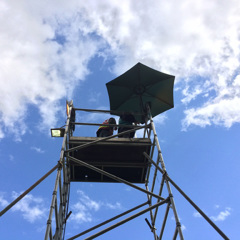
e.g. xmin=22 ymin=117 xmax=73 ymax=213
xmin=112 ymin=94 xmax=139 ymax=113
xmin=144 ymin=76 xmax=174 ymax=90
xmin=108 ymin=83 xmax=135 ymax=90
xmin=145 ymin=92 xmax=173 ymax=108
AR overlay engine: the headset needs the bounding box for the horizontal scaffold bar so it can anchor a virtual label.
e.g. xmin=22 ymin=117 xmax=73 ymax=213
xmin=65 ymin=124 xmax=150 ymax=154
xmin=72 ymin=122 xmax=144 ymax=128
xmin=73 ymin=107 xmax=145 ymax=116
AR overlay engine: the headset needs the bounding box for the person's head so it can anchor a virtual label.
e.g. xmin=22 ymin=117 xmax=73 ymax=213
xmin=122 ymin=113 xmax=136 ymax=123
xmin=109 ymin=117 xmax=116 ymax=124
xmin=109 ymin=117 xmax=117 ymax=130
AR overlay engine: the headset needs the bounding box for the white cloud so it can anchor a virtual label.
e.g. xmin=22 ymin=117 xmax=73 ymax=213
xmin=153 ymin=113 xmax=168 ymax=125
xmin=0 ymin=193 xmax=9 ymax=207
xmin=71 ymin=202 xmax=93 ymax=224
xmin=194 ymin=207 xmax=232 ymax=222
xmin=181 ymin=85 xmax=204 ymax=105
xmin=11 ymin=191 xmax=47 ymax=223
xmin=210 ymin=207 xmax=232 ymax=222
xmin=182 ymin=96 xmax=240 ymax=130
xmin=70 ymin=190 xmax=101 ymax=224
xmin=31 ymin=146 xmax=45 ymax=154
xmin=0 ymin=128 xmax=4 ymax=139
xmin=104 ymin=202 xmax=122 ymax=210
xmin=0 ymin=1 xmax=103 ymax=140
xmin=193 ymin=212 xmax=202 ymax=218
xmin=1 ymin=0 xmax=240 ymax=138
xmin=181 ymin=224 xmax=186 ymax=231
xmin=70 ymin=190 xmax=122 ymax=224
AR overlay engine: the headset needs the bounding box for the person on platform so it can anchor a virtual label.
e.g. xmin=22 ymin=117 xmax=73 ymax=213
xmin=118 ymin=113 xmax=137 ymax=138
xmin=96 ymin=118 xmax=117 ymax=137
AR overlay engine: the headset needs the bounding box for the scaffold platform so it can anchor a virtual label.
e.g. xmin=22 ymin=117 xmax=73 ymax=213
xmin=68 ymin=136 xmax=152 ymax=183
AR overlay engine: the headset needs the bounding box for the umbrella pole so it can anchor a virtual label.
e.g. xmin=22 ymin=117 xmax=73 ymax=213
xmin=143 ymin=114 xmax=149 ymax=138
xmin=146 ymin=104 xmax=184 ymax=240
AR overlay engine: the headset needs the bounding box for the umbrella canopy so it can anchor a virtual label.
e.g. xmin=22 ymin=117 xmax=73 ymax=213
xmin=106 ymin=62 xmax=175 ymax=123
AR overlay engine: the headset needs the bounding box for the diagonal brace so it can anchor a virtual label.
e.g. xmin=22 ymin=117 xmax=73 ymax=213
xmin=0 ymin=163 xmax=60 ymax=217
xmin=68 ymin=201 xmax=149 ymax=240
xmin=143 ymin=152 xmax=230 ymax=240
xmin=83 ymin=198 xmax=170 ymax=240
xmin=68 ymin=155 xmax=165 ymax=201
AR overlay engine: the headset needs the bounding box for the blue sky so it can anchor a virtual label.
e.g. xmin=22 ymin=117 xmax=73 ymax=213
xmin=0 ymin=0 xmax=240 ymax=239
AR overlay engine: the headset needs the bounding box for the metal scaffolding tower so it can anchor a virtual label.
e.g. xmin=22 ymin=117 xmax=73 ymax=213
xmin=0 ymin=101 xmax=230 ymax=240
xmin=46 ymin=101 xmax=230 ymax=240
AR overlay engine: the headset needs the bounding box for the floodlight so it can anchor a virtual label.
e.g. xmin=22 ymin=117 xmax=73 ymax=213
xmin=51 ymin=128 xmax=65 ymax=137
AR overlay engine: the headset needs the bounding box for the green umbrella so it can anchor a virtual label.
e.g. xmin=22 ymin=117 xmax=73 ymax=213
xmin=106 ymin=62 xmax=175 ymax=123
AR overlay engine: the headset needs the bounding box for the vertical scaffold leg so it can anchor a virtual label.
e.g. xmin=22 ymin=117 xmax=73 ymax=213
xmin=145 ymin=105 xmax=184 ymax=240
